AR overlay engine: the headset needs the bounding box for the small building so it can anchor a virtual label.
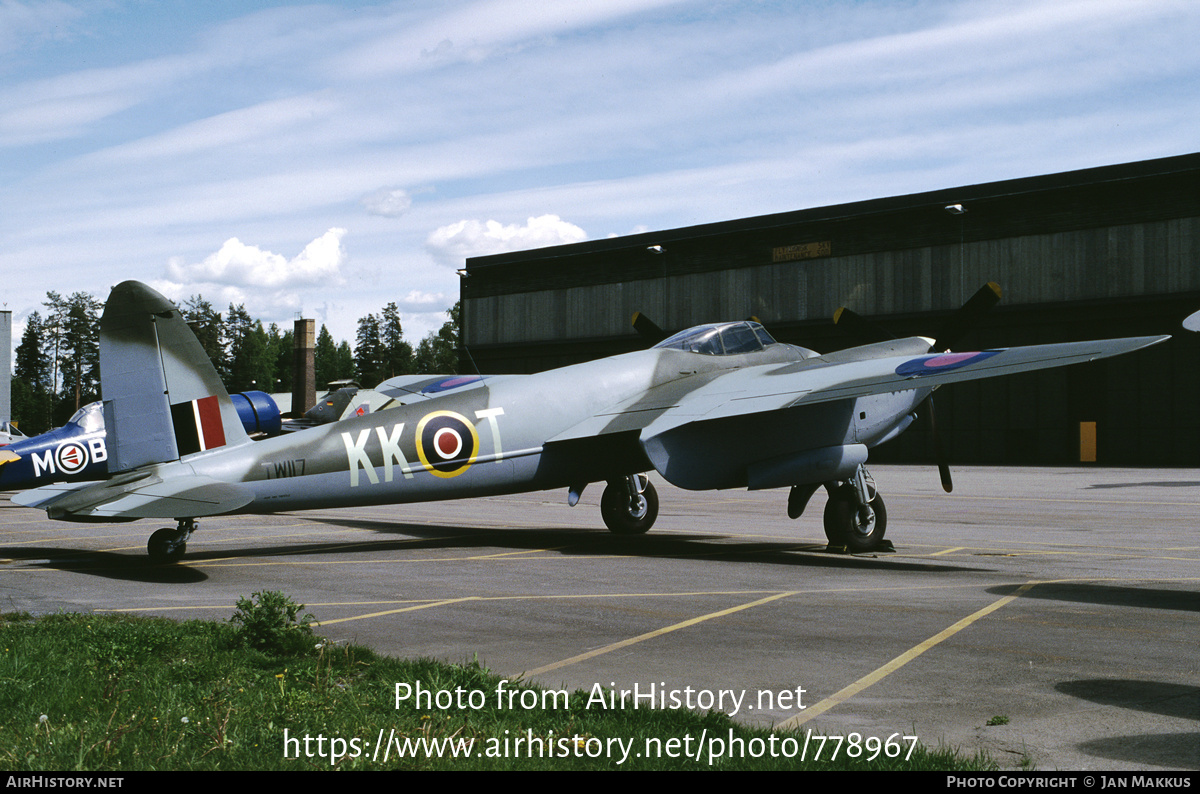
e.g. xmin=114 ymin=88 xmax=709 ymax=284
xmin=462 ymin=153 xmax=1200 ymax=466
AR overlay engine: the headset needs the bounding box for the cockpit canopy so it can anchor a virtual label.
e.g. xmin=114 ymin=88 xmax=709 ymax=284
xmin=653 ymin=321 xmax=778 ymax=356
xmin=67 ymin=402 xmax=105 ymax=433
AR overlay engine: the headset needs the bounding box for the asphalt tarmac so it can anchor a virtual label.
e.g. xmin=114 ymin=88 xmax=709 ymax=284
xmin=2 ymin=465 xmax=1197 ymax=771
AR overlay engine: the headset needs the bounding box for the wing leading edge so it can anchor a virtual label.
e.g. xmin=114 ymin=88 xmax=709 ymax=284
xmin=551 ymin=334 xmax=1167 ymax=445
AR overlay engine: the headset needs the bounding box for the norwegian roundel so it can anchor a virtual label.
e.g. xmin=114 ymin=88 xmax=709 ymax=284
xmin=55 ymin=442 xmax=89 ymax=475
xmin=415 ymin=411 xmax=479 ymax=478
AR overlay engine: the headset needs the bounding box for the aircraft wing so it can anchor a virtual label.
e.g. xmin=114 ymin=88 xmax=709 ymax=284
xmin=618 ymin=334 xmax=1167 ymax=491
xmin=13 ymin=471 xmax=254 ymax=521
xmin=650 ymin=335 xmax=1167 ymax=436
xmin=551 ymin=335 xmax=1168 ymax=445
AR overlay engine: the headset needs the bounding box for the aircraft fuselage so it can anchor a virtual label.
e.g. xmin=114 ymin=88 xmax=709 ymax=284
xmin=174 ymin=342 xmax=922 ymax=513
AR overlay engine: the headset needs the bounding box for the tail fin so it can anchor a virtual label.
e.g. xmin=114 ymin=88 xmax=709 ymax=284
xmin=100 ymin=281 xmax=250 ymax=473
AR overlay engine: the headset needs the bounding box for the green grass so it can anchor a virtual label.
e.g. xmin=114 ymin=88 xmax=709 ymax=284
xmin=0 ymin=605 xmax=996 ymax=771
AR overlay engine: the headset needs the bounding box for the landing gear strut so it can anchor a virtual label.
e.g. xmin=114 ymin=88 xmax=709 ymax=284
xmin=148 ymin=519 xmax=195 ymax=563
xmin=823 ymin=466 xmax=889 ymax=553
xmin=601 ymin=474 xmax=658 ymax=535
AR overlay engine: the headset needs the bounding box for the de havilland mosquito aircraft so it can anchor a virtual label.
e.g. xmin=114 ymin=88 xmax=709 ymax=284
xmin=13 ymin=281 xmax=1168 ymax=563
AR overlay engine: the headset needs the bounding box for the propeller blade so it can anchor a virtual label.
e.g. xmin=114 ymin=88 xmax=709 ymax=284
xmin=631 ymin=312 xmax=668 ymax=345
xmin=932 ymin=281 xmax=1001 ymax=352
xmin=926 ymin=395 xmax=953 ymax=493
xmin=833 ymin=306 xmax=895 ymax=345
xmin=834 ymin=285 xmax=996 ymax=495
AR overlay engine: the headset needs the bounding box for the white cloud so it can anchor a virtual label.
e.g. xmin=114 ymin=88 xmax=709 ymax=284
xmin=149 ymin=279 xmax=305 ymax=323
xmin=167 ymin=228 xmax=347 ymax=289
xmin=425 ymin=214 xmax=586 ymax=266
xmin=94 ymin=95 xmax=343 ymax=164
xmin=399 ymin=289 xmax=446 ymax=307
xmin=0 ymin=54 xmax=199 ymax=147
xmin=0 ymin=0 xmax=83 ymax=56
xmin=362 ymin=187 xmax=413 ymax=218
xmin=333 ymin=0 xmax=688 ymax=78
xmin=608 ymin=225 xmax=650 ymax=238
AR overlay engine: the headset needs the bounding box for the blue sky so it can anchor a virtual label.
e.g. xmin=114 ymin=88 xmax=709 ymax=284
xmin=3 ymin=0 xmax=1198 ymax=351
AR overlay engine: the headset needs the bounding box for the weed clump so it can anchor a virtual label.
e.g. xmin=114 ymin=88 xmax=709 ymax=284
xmin=229 ymin=591 xmax=315 ymax=656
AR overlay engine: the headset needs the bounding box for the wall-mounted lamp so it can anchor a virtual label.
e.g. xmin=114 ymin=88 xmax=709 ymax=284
xmin=647 ymin=245 xmax=665 ymax=254
xmin=944 ymin=204 xmax=967 ymax=215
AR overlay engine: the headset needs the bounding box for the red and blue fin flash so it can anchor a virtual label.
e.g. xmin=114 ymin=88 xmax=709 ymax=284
xmin=170 ymin=395 xmax=227 ymax=455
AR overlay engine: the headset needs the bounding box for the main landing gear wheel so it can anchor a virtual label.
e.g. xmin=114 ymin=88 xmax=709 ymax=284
xmin=823 ymin=491 xmax=887 ymax=553
xmin=601 ymin=474 xmax=658 ymax=535
xmin=823 ymin=469 xmax=888 ymax=553
xmin=147 ymin=519 xmax=195 ymax=564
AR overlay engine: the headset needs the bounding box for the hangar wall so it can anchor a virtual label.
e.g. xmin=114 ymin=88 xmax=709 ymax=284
xmin=461 ymin=153 xmax=1200 ymax=466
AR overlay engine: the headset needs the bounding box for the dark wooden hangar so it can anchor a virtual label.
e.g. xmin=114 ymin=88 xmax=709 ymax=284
xmin=461 ymin=153 xmax=1200 ymax=466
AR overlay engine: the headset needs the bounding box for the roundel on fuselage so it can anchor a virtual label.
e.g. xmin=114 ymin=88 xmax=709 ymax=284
xmin=415 ymin=411 xmax=479 ymax=478
xmin=55 ymin=441 xmax=90 ymax=475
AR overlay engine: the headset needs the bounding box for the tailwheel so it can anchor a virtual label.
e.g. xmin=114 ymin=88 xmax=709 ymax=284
xmin=823 ymin=468 xmax=888 ymax=553
xmin=148 ymin=519 xmax=195 ymax=563
xmin=601 ymin=474 xmax=658 ymax=535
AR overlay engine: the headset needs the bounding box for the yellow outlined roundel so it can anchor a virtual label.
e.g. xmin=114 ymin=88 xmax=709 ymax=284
xmin=415 ymin=410 xmax=479 ymax=478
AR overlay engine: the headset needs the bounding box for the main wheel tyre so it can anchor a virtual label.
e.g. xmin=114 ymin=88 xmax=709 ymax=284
xmin=601 ymin=476 xmax=658 ymax=535
xmin=148 ymin=527 xmax=188 ymax=564
xmin=823 ymin=492 xmax=887 ymax=553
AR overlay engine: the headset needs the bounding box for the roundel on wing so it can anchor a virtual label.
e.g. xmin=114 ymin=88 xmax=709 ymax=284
xmin=56 ymin=441 xmax=89 ymax=474
xmin=894 ymin=350 xmax=1001 ymax=377
xmin=415 ymin=411 xmax=479 ymax=478
xmin=421 ymin=375 xmax=485 ymax=394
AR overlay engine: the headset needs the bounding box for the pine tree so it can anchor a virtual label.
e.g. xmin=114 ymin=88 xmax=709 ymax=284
xmin=414 ymin=302 xmax=460 ymax=374
xmin=354 ymin=312 xmax=384 ymax=386
xmin=314 ymin=325 xmax=338 ymax=388
xmin=58 ymin=292 xmax=102 ymax=414
xmin=266 ymin=324 xmax=294 ymax=393
xmin=335 ymin=341 xmax=356 ymax=382
xmin=182 ymin=296 xmax=224 ymax=374
xmin=41 ymin=291 xmax=68 ymax=409
xmin=12 ymin=312 xmax=53 ymax=434
xmin=225 ymin=304 xmax=274 ymax=392
xmin=380 ymin=302 xmax=414 ymax=378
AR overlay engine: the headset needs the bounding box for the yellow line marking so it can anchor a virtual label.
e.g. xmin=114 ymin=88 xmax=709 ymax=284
xmin=470 ymin=547 xmax=568 ymax=559
xmin=76 ymin=574 xmax=1200 ymax=614
xmin=777 ymin=582 xmax=1038 ymax=730
xmin=195 ymin=548 xmax=588 ymax=567
xmin=521 ymin=591 xmax=799 ymax=677
xmin=930 ymin=547 xmax=964 ymax=556
xmin=101 ymin=590 xmax=798 ymax=614
xmin=314 ymin=598 xmax=479 ymax=626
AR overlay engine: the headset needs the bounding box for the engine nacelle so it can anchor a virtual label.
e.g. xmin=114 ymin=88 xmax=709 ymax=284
xmin=230 ymin=391 xmax=282 ymax=437
xmin=746 ymin=444 xmax=869 ymax=490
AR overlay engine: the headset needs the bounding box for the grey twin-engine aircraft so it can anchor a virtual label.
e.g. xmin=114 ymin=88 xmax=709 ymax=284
xmin=14 ymin=281 xmax=1167 ymax=563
